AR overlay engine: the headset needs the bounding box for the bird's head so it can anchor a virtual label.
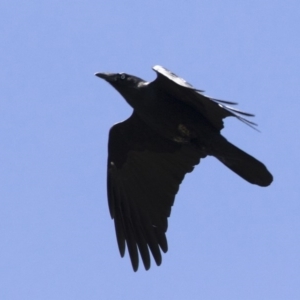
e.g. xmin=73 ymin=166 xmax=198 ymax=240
xmin=95 ymin=72 xmax=147 ymax=107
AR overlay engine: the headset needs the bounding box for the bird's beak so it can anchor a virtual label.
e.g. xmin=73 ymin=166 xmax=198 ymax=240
xmin=95 ymin=72 xmax=116 ymax=82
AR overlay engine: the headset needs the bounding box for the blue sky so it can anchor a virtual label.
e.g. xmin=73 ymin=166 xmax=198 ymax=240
xmin=1 ymin=1 xmax=299 ymax=299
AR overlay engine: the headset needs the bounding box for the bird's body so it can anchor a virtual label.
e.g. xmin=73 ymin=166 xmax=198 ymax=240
xmin=131 ymin=89 xmax=214 ymax=145
xmin=95 ymin=65 xmax=273 ymax=271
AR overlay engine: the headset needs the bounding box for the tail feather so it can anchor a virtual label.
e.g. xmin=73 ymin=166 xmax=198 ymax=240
xmin=211 ymin=137 xmax=273 ymax=187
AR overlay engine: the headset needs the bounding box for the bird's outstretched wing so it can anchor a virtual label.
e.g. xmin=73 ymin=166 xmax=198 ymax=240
xmin=107 ymin=112 xmax=205 ymax=271
xmin=152 ymin=65 xmax=256 ymax=130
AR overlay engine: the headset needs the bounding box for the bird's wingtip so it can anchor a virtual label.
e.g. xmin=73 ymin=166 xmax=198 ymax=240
xmin=152 ymin=65 xmax=163 ymax=72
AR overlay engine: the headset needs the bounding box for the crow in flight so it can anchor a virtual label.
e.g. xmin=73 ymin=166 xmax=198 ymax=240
xmin=95 ymin=65 xmax=273 ymax=271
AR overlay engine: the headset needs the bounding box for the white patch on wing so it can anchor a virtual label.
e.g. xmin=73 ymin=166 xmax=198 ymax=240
xmin=153 ymin=65 xmax=195 ymax=89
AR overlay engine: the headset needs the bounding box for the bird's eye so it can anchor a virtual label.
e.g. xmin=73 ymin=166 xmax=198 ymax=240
xmin=120 ymin=74 xmax=126 ymax=80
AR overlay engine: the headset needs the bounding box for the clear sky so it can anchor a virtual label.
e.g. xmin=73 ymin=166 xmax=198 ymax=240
xmin=1 ymin=1 xmax=299 ymax=299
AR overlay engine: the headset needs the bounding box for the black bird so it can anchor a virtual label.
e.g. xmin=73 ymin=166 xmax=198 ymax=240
xmin=95 ymin=65 xmax=273 ymax=271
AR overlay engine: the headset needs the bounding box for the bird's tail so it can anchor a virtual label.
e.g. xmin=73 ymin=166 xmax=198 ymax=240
xmin=210 ymin=137 xmax=273 ymax=187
